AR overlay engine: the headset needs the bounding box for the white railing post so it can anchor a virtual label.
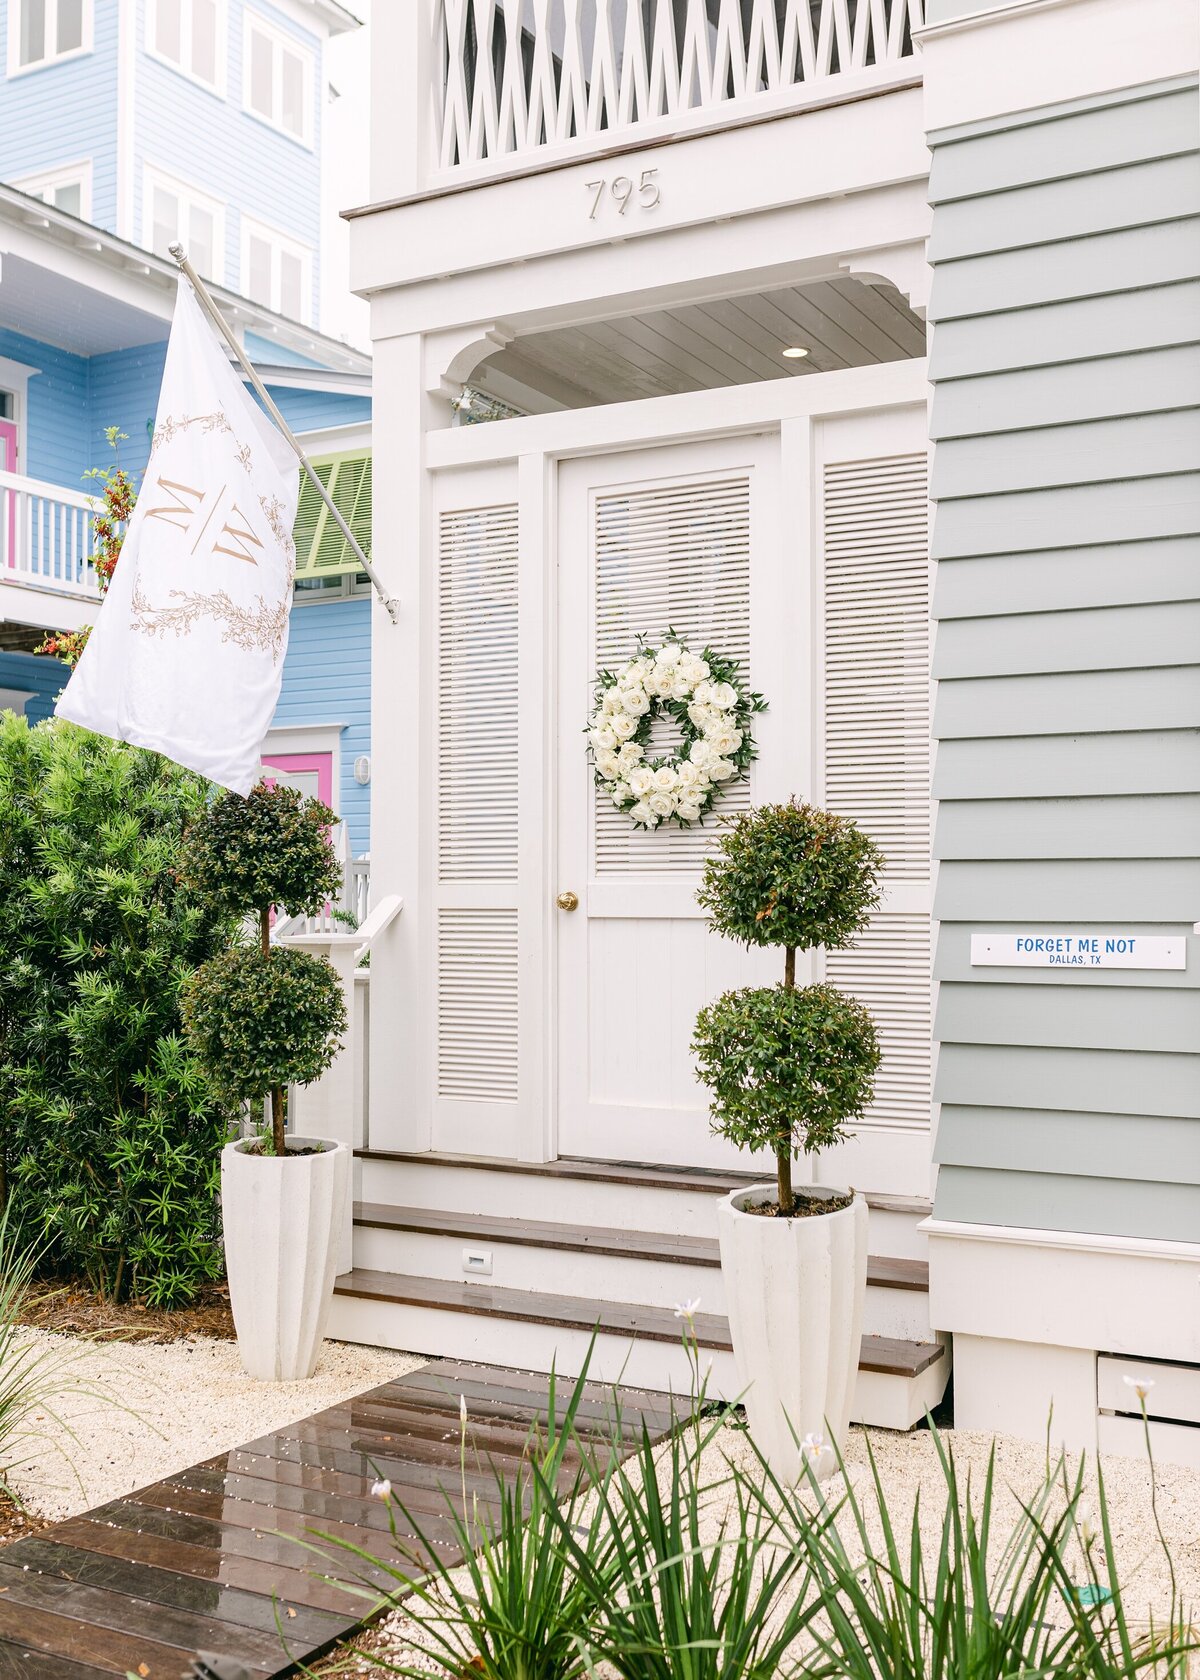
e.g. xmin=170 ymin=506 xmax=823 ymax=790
xmin=278 ymin=895 xmax=403 ymax=1276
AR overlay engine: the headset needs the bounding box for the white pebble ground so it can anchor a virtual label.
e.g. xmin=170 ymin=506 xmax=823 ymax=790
xmin=8 ymin=1329 xmax=425 ymax=1521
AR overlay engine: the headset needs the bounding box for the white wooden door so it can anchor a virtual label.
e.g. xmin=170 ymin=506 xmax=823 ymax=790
xmin=554 ymin=410 xmax=933 ymax=1194
xmin=556 ymin=436 xmax=788 ymax=1169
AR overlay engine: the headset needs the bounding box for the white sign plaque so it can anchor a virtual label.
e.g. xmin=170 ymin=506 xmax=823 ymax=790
xmin=971 ymin=933 xmax=1186 ymax=971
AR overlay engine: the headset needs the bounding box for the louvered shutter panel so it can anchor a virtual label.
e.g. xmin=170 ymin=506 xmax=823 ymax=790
xmin=292 ymin=452 xmax=373 ymax=580
xmin=593 ymin=475 xmax=752 ymax=874
xmin=436 ymin=503 xmax=520 ymax=1103
xmin=821 ymin=453 xmax=932 ymax=1133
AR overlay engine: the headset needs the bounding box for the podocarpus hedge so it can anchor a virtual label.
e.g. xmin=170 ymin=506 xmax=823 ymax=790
xmin=180 ymin=782 xmax=347 ymax=1157
xmin=692 ymin=800 xmax=883 ymax=1212
xmin=0 ymin=716 xmax=238 ymax=1306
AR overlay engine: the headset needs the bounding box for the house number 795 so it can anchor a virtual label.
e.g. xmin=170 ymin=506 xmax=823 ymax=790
xmin=586 ymin=169 xmax=661 ymax=219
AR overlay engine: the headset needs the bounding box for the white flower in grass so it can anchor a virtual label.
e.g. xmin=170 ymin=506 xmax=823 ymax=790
xmin=460 ymin=1394 xmax=468 ymax=1425
xmin=371 ymin=1478 xmax=392 ymax=1500
xmin=677 ymin=801 xmax=702 ymax=823
xmin=610 ymin=713 xmax=637 ymax=742
xmin=674 ymin=1297 xmax=702 ymax=1321
xmin=1123 ymin=1374 xmax=1156 ymax=1401
xmin=648 ymin=792 xmax=676 ymax=817
xmin=800 ymin=1432 xmax=825 ymax=1467
xmin=1078 ymin=1502 xmax=1098 ymax=1547
xmin=628 ymin=766 xmax=655 ymax=798
xmin=630 ymin=800 xmax=659 ymax=827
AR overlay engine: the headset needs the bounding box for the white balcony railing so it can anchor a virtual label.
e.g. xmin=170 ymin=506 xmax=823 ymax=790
xmin=434 ymin=0 xmax=922 ymax=173
xmin=0 ymin=469 xmax=102 ymax=599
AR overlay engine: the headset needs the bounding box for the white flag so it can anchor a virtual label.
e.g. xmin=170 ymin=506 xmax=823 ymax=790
xmin=57 ymin=280 xmax=299 ymax=795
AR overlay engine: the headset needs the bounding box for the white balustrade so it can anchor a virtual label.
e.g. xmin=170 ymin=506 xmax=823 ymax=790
xmin=0 ymin=468 xmax=102 ymax=599
xmin=433 ymin=0 xmax=922 ymax=172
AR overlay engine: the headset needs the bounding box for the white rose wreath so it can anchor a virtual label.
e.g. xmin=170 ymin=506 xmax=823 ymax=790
xmin=588 ymin=633 xmax=766 ymax=828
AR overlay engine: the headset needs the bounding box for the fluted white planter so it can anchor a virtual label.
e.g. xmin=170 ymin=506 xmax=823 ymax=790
xmin=221 ymin=1135 xmax=349 ymax=1382
xmin=717 ymin=1184 xmax=868 ymax=1482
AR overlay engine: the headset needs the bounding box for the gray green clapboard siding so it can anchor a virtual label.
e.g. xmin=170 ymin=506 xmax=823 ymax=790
xmin=927 ymin=74 xmax=1200 ymax=1243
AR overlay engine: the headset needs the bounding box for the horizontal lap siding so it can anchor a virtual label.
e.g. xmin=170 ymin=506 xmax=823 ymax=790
xmin=274 ymin=598 xmax=371 ymax=853
xmin=928 ymin=75 xmax=1200 ymax=1242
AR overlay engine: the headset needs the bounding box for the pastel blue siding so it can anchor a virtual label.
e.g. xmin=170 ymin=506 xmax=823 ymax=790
xmin=245 ymin=332 xmax=327 ymax=369
xmin=85 ymin=342 xmax=167 ymax=481
xmin=274 ymin=598 xmax=371 ymax=852
xmin=269 ymin=387 xmax=372 ymax=432
xmin=0 ymin=326 xmax=89 ymax=488
xmin=0 ymin=1 xmax=119 ymax=224
xmin=0 ymin=649 xmax=65 ymax=721
xmin=134 ymin=0 xmax=322 ymax=315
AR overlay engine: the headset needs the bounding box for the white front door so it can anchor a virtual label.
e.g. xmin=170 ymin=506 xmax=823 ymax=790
xmin=555 ymin=409 xmax=933 ymax=1194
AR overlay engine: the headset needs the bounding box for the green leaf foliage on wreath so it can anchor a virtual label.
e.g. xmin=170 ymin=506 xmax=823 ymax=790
xmin=0 ymin=716 xmax=240 ymax=1306
xmin=587 ymin=631 xmax=766 ymax=829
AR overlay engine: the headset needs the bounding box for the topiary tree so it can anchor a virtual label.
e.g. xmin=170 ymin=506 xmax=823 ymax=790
xmin=180 ymin=783 xmax=347 ymax=1158
xmin=692 ymin=800 xmax=884 ymax=1214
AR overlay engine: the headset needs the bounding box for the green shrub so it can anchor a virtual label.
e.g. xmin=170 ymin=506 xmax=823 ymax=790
xmin=180 ymin=782 xmax=346 ymax=1156
xmin=693 ymin=801 xmax=883 ymax=1211
xmin=0 ymin=716 xmax=238 ymax=1306
xmin=693 ymin=983 xmax=879 ymax=1164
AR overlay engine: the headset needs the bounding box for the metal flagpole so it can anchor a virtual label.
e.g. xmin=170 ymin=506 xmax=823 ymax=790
xmin=167 ymin=243 xmax=400 ymax=625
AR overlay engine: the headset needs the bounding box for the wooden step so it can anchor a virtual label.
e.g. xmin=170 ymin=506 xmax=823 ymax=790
xmin=356 ymin=1151 xmax=933 ymax=1218
xmin=334 ymin=1268 xmax=945 ymax=1380
xmin=353 ymin=1202 xmax=929 ymax=1292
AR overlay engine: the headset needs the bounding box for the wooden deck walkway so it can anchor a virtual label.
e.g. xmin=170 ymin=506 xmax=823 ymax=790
xmin=0 ymin=1359 xmax=675 ymax=1679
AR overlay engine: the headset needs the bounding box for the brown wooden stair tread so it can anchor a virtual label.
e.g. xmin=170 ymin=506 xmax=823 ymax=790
xmin=354 ymin=1202 xmax=928 ymax=1290
xmin=356 ymin=1150 xmax=933 ymax=1216
xmin=334 ymin=1269 xmax=946 ymax=1377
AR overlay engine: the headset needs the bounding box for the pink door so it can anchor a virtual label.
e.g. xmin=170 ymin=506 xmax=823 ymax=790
xmin=0 ymin=420 xmax=17 ymax=566
xmin=260 ymin=750 xmax=335 ymax=808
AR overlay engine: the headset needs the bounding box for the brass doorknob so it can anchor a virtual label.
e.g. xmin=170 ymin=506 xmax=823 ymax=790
xmin=556 ymin=890 xmax=579 ymax=911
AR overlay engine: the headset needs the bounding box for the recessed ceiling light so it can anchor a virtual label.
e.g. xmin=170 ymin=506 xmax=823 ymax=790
xmin=781 ymin=346 xmax=810 ymax=360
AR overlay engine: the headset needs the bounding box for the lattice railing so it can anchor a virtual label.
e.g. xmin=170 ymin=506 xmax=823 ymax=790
xmin=434 ymin=0 xmax=921 ymax=169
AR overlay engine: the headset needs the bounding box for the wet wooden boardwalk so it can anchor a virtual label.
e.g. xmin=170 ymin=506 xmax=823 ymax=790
xmin=0 ymin=1359 xmax=674 ymax=1678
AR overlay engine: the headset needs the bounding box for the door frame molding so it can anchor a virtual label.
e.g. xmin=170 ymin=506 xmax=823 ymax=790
xmin=420 ymin=358 xmax=930 ymax=1168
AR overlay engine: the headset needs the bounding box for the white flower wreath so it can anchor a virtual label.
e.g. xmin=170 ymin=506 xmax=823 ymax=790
xmin=588 ymin=633 xmax=765 ymax=829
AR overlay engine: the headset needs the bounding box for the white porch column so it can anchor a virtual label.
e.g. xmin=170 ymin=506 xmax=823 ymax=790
xmin=284 ymin=930 xmax=365 ymax=1277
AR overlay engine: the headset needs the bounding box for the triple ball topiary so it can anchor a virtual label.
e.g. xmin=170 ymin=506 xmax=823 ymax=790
xmin=692 ymin=800 xmax=883 ymax=1215
xmin=180 ymin=783 xmax=347 ymax=1158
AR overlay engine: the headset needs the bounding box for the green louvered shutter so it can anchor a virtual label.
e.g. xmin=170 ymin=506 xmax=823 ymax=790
xmin=292 ymin=451 xmax=372 ymax=581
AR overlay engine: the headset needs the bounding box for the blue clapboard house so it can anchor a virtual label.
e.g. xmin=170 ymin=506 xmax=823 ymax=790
xmin=0 ymin=0 xmax=374 ymax=854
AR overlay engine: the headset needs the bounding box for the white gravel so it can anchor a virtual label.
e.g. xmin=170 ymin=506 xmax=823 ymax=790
xmin=7 ymin=1329 xmax=425 ymax=1521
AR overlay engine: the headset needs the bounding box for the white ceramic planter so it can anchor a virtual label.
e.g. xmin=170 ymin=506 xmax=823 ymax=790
xmin=221 ymin=1135 xmax=349 ymax=1382
xmin=717 ymin=1184 xmax=868 ymax=1482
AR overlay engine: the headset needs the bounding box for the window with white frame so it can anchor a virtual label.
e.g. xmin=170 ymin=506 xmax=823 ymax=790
xmin=243 ymin=12 xmax=313 ymax=145
xmin=13 ymin=160 xmax=92 ymax=220
xmin=241 ymin=216 xmax=311 ymax=322
xmin=9 ymin=0 xmax=91 ymax=71
xmin=147 ymin=0 xmax=224 ymax=91
xmin=144 ymin=167 xmax=224 ymax=282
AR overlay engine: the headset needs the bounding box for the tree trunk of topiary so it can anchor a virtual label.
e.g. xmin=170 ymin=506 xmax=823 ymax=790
xmin=777 ymin=943 xmax=797 ymax=1213
xmin=261 ymin=907 xmax=287 ymax=1158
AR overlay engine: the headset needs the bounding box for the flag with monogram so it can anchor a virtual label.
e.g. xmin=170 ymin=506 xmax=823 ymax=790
xmin=56 ymin=279 xmax=299 ymax=795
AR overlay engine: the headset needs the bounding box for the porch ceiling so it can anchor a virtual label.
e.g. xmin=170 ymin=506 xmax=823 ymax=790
xmin=476 ymin=276 xmax=926 ymax=410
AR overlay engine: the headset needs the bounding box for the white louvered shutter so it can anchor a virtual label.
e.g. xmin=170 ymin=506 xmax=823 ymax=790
xmin=821 ymin=453 xmax=933 ymax=1132
xmin=435 ymin=504 xmax=519 ymax=1104
xmin=593 ymin=474 xmax=752 ymax=874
